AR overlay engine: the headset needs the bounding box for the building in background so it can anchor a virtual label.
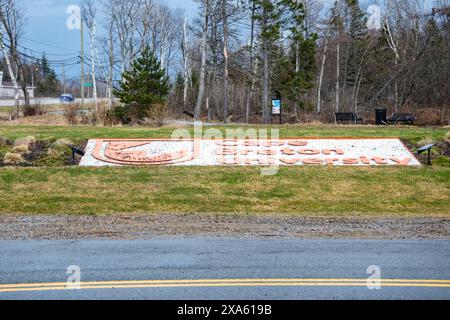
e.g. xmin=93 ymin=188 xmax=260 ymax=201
xmin=0 ymin=71 xmax=35 ymax=99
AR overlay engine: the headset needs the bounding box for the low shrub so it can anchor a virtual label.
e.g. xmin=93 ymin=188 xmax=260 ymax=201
xmin=149 ymin=103 xmax=167 ymax=127
xmin=63 ymin=103 xmax=81 ymax=125
xmin=80 ymin=111 xmax=97 ymax=126
xmin=108 ymin=105 xmax=131 ymax=125
xmin=415 ymin=108 xmax=448 ymax=126
xmin=53 ymin=138 xmax=74 ymax=148
xmin=14 ymin=136 xmax=36 ymax=148
xmin=12 ymin=144 xmax=29 ymax=155
xmin=0 ymin=139 xmax=13 ymax=164
xmin=36 ymin=142 xmax=72 ymax=167
xmin=22 ymin=104 xmax=44 ymax=117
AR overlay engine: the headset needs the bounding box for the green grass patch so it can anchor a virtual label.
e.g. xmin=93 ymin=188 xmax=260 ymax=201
xmin=0 ymin=124 xmax=448 ymax=142
xmin=0 ymin=166 xmax=448 ymax=216
xmin=0 ymin=125 xmax=448 ymax=216
xmin=0 ymin=142 xmax=13 ymax=162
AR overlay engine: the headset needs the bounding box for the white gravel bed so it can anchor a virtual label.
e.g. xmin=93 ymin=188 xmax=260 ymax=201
xmin=79 ymin=138 xmax=421 ymax=167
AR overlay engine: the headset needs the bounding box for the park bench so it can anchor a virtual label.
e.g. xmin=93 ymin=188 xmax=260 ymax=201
xmin=387 ymin=113 xmax=415 ymax=125
xmin=334 ymin=113 xmax=363 ymax=125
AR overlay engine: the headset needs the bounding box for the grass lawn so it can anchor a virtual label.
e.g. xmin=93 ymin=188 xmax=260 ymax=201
xmin=0 ymin=124 xmax=448 ymax=216
xmin=0 ymin=124 xmax=448 ymax=143
xmin=0 ymin=166 xmax=448 ymax=216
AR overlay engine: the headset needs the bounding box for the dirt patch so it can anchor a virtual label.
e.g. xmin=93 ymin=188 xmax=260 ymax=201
xmin=22 ymin=141 xmax=51 ymax=164
xmin=0 ymin=214 xmax=448 ymax=240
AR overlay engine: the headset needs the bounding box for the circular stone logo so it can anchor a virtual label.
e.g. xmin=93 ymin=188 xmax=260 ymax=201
xmin=91 ymin=139 xmax=198 ymax=165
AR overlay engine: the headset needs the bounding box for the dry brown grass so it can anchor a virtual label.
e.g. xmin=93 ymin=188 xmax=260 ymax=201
xmin=12 ymin=145 xmax=29 ymax=154
xmin=2 ymin=152 xmax=24 ymax=165
xmin=63 ymin=103 xmax=81 ymax=125
xmin=0 ymin=115 xmax=66 ymax=126
xmin=13 ymin=136 xmax=35 ymax=147
xmin=149 ymin=103 xmax=168 ymax=127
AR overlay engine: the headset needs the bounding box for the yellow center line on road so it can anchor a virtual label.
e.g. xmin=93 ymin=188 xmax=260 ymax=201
xmin=0 ymin=278 xmax=449 ymax=293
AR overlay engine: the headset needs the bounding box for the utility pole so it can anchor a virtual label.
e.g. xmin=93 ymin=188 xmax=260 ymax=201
xmin=80 ymin=18 xmax=85 ymax=107
xmin=62 ymin=63 xmax=66 ymax=94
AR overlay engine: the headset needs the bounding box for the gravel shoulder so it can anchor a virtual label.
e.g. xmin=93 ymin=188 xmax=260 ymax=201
xmin=0 ymin=214 xmax=449 ymax=240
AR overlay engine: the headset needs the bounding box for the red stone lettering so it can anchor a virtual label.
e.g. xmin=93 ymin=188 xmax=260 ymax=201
xmin=280 ymin=158 xmax=300 ymax=165
xmin=288 ymin=141 xmax=308 ymax=147
xmin=302 ymin=158 xmax=324 ymax=165
xmin=258 ymin=149 xmax=277 ymax=155
xmin=298 ymin=149 xmax=321 ymax=155
xmin=372 ymin=157 xmax=388 ymax=165
xmin=325 ymin=158 xmax=340 ymax=165
xmin=342 ymin=158 xmax=359 ymax=165
xmin=322 ymin=149 xmax=345 ymax=155
xmin=281 ymin=148 xmax=296 ymax=155
xmin=360 ymin=156 xmax=371 ymax=165
xmin=390 ymin=157 xmax=411 ymax=165
xmin=216 ymin=148 xmax=237 ymax=156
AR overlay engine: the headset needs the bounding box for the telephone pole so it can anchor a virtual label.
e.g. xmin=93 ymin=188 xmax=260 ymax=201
xmin=80 ymin=18 xmax=85 ymax=107
xmin=62 ymin=63 xmax=66 ymax=94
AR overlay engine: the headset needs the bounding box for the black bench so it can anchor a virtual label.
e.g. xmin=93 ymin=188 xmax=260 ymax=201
xmin=334 ymin=113 xmax=363 ymax=124
xmin=183 ymin=110 xmax=195 ymax=118
xmin=387 ymin=113 xmax=415 ymax=125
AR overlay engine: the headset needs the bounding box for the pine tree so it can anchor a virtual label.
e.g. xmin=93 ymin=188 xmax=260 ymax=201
xmin=278 ymin=0 xmax=318 ymax=113
xmin=114 ymin=46 xmax=169 ymax=121
xmin=252 ymin=0 xmax=283 ymax=123
xmin=36 ymin=53 xmax=60 ymax=97
xmin=40 ymin=54 xmax=51 ymax=79
xmin=344 ymin=0 xmax=368 ymax=88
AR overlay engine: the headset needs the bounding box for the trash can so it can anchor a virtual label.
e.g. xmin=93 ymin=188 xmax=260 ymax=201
xmin=375 ymin=109 xmax=387 ymax=125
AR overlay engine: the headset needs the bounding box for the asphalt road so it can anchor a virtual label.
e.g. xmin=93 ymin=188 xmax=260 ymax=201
xmin=0 ymin=98 xmax=94 ymax=107
xmin=0 ymin=238 xmax=449 ymax=300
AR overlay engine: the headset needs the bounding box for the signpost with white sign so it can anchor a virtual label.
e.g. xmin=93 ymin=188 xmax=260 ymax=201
xmin=271 ymin=91 xmax=282 ymax=124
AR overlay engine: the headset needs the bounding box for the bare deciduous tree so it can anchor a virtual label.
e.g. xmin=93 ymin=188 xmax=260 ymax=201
xmin=195 ymin=0 xmax=209 ymax=120
xmin=0 ymin=0 xmax=26 ymax=118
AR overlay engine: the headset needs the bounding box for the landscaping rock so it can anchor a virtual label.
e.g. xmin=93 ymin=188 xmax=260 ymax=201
xmin=3 ymin=152 xmax=24 ymax=165
xmin=13 ymin=136 xmax=36 ymax=148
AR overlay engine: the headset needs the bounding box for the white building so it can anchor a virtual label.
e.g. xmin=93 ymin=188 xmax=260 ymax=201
xmin=0 ymin=71 xmax=35 ymax=99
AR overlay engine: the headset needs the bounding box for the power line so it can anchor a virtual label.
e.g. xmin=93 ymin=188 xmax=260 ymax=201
xmin=21 ymin=36 xmax=80 ymax=53
xmin=1 ymin=42 xmax=80 ymax=66
xmin=18 ymin=43 xmax=78 ymax=57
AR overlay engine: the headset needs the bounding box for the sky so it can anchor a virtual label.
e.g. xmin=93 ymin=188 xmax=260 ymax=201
xmin=15 ymin=0 xmax=198 ymax=78
xmin=14 ymin=0 xmax=435 ymax=79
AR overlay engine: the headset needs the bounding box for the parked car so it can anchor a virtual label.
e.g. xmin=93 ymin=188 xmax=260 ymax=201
xmin=59 ymin=94 xmax=75 ymax=103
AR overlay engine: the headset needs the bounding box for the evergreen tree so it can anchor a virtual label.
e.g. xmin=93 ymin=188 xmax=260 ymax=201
xmin=252 ymin=0 xmax=283 ymax=122
xmin=344 ymin=0 xmax=368 ymax=87
xmin=36 ymin=53 xmax=60 ymax=97
xmin=114 ymin=46 xmax=169 ymax=121
xmin=175 ymin=72 xmax=184 ymax=90
xmin=40 ymin=54 xmax=51 ymax=79
xmin=279 ymin=0 xmax=318 ymax=112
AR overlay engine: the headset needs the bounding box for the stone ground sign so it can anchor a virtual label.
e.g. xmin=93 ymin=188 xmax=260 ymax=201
xmin=80 ymin=138 xmax=421 ymax=166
